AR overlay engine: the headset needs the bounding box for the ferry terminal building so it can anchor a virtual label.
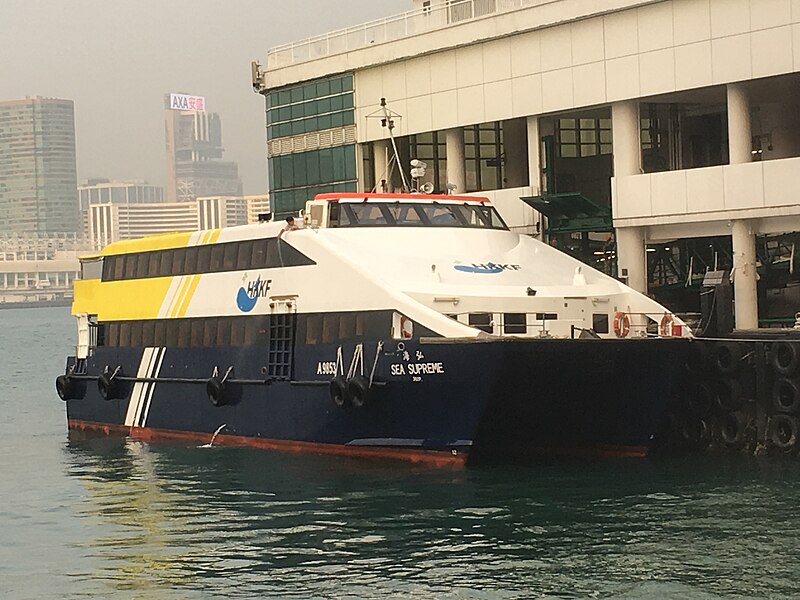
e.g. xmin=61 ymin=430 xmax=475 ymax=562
xmin=253 ymin=0 xmax=800 ymax=329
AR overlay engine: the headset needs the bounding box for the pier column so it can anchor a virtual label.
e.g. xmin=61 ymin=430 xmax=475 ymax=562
xmin=727 ymin=83 xmax=752 ymax=165
xmin=373 ymin=140 xmax=390 ymax=192
xmin=445 ymin=128 xmax=466 ymax=194
xmin=731 ymin=219 xmax=759 ymax=330
xmin=526 ymin=116 xmax=541 ymax=193
xmin=502 ymin=118 xmax=527 ymax=188
xmin=616 ymin=226 xmax=647 ymax=294
xmin=611 ymin=100 xmax=641 ymax=177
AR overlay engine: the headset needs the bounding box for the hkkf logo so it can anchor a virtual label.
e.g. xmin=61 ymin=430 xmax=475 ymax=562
xmin=454 ymin=262 xmax=521 ymax=274
xmin=236 ymin=274 xmax=272 ymax=312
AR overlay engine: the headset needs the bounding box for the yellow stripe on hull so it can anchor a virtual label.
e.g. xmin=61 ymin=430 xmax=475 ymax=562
xmin=72 ymin=277 xmax=174 ymax=321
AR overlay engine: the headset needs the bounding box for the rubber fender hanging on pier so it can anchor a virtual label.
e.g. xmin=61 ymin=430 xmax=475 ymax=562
xmin=713 ymin=342 xmax=745 ymax=376
xmin=206 ymin=377 xmax=228 ymax=407
xmin=97 ymin=369 xmax=122 ymax=401
xmin=329 ymin=375 xmax=348 ymax=408
xmin=718 ymin=411 xmax=749 ymax=450
xmin=677 ymin=412 xmax=711 ymax=450
xmin=771 ymin=342 xmax=800 ymax=376
xmin=715 ymin=379 xmax=743 ymax=412
xmin=772 ymin=378 xmax=800 ymax=414
xmin=347 ymin=375 xmax=372 ymax=409
xmin=768 ymin=414 xmax=799 ymax=453
xmin=688 ymin=381 xmax=714 ymax=415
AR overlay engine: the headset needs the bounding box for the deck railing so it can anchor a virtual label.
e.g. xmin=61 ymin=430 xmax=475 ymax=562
xmin=266 ymin=0 xmax=551 ymax=69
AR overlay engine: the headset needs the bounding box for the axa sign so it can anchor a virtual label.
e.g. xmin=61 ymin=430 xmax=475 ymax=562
xmin=170 ymin=93 xmax=206 ymax=111
xmin=454 ymin=262 xmax=521 ymax=274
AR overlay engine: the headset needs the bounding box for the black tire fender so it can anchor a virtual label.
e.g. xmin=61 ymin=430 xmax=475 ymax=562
xmin=772 ymin=377 xmax=800 ymax=414
xmin=715 ymin=379 xmax=743 ymax=412
xmin=714 ymin=342 xmax=744 ymax=376
xmin=768 ymin=414 xmax=799 ymax=452
xmin=329 ymin=375 xmax=348 ymax=408
xmin=56 ymin=375 xmax=73 ymax=401
xmin=207 ymin=377 xmax=227 ymax=407
xmin=97 ymin=371 xmax=118 ymax=401
xmin=719 ymin=411 xmax=748 ymax=449
xmin=347 ymin=375 xmax=371 ymax=409
xmin=771 ymin=342 xmax=800 ymax=376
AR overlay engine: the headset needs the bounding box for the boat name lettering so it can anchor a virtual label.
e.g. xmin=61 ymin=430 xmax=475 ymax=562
xmin=391 ymin=362 xmax=445 ymax=376
xmin=317 ymin=361 xmax=338 ymax=375
xmin=454 ymin=262 xmax=521 ymax=274
xmin=236 ymin=275 xmax=272 ymax=313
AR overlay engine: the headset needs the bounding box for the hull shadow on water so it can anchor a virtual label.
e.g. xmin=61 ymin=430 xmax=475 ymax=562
xmin=62 ymin=432 xmax=800 ymax=599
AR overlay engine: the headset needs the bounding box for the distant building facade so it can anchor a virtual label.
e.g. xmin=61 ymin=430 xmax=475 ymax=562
xmin=164 ymin=93 xmax=242 ymax=202
xmin=78 ymin=179 xmax=164 ymax=235
xmin=0 ymin=97 xmax=79 ymax=234
xmin=88 ymin=194 xmax=267 ymax=247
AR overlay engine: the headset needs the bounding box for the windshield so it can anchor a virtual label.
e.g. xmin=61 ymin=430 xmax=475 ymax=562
xmin=331 ymin=202 xmax=508 ymax=230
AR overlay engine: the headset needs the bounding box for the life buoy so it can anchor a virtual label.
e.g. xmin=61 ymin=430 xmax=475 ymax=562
xmin=329 ymin=375 xmax=348 ymax=408
xmin=612 ymin=311 xmax=630 ymax=338
xmin=56 ymin=375 xmax=74 ymax=401
xmin=719 ymin=411 xmax=749 ymax=449
xmin=768 ymin=414 xmax=798 ymax=452
xmin=659 ymin=313 xmax=676 ymax=337
xmin=206 ymin=376 xmax=227 ymax=407
xmin=771 ymin=341 xmax=800 ymax=376
xmin=400 ymin=316 xmax=413 ymax=339
xmin=347 ymin=375 xmax=371 ymax=409
xmin=772 ymin=377 xmax=800 ymax=414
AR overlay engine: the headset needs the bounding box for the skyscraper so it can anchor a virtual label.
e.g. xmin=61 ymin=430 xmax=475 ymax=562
xmin=0 ymin=97 xmax=79 ymax=234
xmin=164 ymin=93 xmax=242 ymax=202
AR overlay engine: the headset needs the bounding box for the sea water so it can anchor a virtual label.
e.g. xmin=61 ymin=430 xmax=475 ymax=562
xmin=2 ymin=306 xmax=800 ymax=599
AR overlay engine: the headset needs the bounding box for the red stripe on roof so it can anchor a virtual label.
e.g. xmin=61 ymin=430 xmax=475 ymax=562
xmin=314 ymin=192 xmax=490 ymax=203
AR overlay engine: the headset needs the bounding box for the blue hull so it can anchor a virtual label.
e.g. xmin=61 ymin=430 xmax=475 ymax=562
xmin=63 ymin=337 xmax=690 ymax=465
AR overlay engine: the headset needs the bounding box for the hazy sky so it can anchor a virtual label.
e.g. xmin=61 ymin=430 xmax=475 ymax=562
xmin=2 ymin=0 xmax=410 ymax=194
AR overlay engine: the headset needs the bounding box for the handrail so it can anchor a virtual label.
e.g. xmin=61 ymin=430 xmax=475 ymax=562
xmin=266 ymin=0 xmax=552 ymax=69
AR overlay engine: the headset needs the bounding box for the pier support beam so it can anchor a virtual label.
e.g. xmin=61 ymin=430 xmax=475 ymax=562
xmin=616 ymin=226 xmax=647 ymax=294
xmin=526 ymin=116 xmax=541 ymax=193
xmin=727 ymin=83 xmax=752 ymax=165
xmin=372 ymin=140 xmax=390 ymax=192
xmin=502 ymin=118 xmax=528 ymax=188
xmin=611 ymin=100 xmax=641 ymax=177
xmin=731 ymin=219 xmax=759 ymax=330
xmin=445 ymin=128 xmax=466 ymax=194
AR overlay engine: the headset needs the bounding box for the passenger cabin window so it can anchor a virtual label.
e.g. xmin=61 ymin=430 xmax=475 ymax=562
xmin=333 ymin=202 xmax=507 ymax=230
xmin=100 ymin=237 xmax=316 ymax=282
xmin=469 ymin=313 xmax=493 ymax=334
xmin=504 ymin=313 xmax=527 ymax=334
xmin=83 ymin=258 xmax=104 ymax=280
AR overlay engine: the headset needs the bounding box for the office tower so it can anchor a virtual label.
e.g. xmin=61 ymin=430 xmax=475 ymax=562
xmin=0 ymin=97 xmax=79 ymax=233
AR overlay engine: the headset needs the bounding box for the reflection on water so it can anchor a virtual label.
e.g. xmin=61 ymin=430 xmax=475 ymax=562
xmin=5 ymin=307 xmax=800 ymax=599
xmin=63 ymin=435 xmax=800 ymax=599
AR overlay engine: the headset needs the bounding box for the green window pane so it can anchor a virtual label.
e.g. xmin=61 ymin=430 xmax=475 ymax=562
xmin=343 ymin=111 xmax=354 ymax=126
xmin=344 ymin=145 xmax=356 ymax=180
xmin=306 ymin=116 xmax=319 ymax=132
xmin=316 ymin=80 xmax=331 ymax=97
xmin=278 ymin=106 xmax=291 ymax=122
xmin=320 ymin=148 xmax=333 ymax=182
xmin=279 ymin=155 xmax=294 ymax=189
xmin=330 ymin=112 xmax=344 ymax=128
xmin=268 ymin=158 xmax=276 ymax=190
xmin=581 ymin=144 xmax=597 ymax=156
xmin=278 ymin=90 xmax=291 ymax=106
xmin=291 ymin=104 xmax=304 ymax=119
xmin=266 ymin=93 xmax=275 ymax=109
xmin=580 ymin=130 xmax=596 ymax=143
xmin=303 ymin=83 xmax=317 ymax=100
xmin=290 ymin=86 xmax=303 ymax=103
xmin=560 ymin=130 xmax=576 ymax=143
xmin=266 ymin=110 xmax=274 ymax=125
xmin=560 ymin=118 xmax=576 ymax=129
xmin=307 ymin=149 xmax=321 ymax=184
xmin=306 ymin=101 xmax=318 ymax=116
xmin=278 ymin=123 xmax=292 ymax=137
xmin=330 ymin=77 xmax=343 ymax=94
xmin=294 ymin=153 xmax=307 ymax=186
xmin=318 ymin=98 xmax=332 ymax=114
xmin=580 ymin=118 xmax=595 ymax=129
xmin=331 ymin=96 xmax=344 ymax=111
xmin=318 ymin=114 xmax=332 ymax=130
xmin=333 ymin=146 xmax=346 ymax=181
xmin=343 ymin=94 xmax=354 ymax=109
xmin=342 ymin=77 xmax=353 ymax=92
xmin=291 ymin=120 xmax=304 ymax=135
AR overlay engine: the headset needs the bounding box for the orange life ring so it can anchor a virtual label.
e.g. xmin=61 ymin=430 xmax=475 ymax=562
xmin=660 ymin=313 xmax=675 ymax=337
xmin=613 ymin=311 xmax=631 ymax=338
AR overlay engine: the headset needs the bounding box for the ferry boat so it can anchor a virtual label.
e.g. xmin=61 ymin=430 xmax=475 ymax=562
xmin=57 ymin=193 xmax=692 ymax=466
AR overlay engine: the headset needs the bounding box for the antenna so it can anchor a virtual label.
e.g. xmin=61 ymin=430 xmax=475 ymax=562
xmin=365 ymin=98 xmax=410 ymax=192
